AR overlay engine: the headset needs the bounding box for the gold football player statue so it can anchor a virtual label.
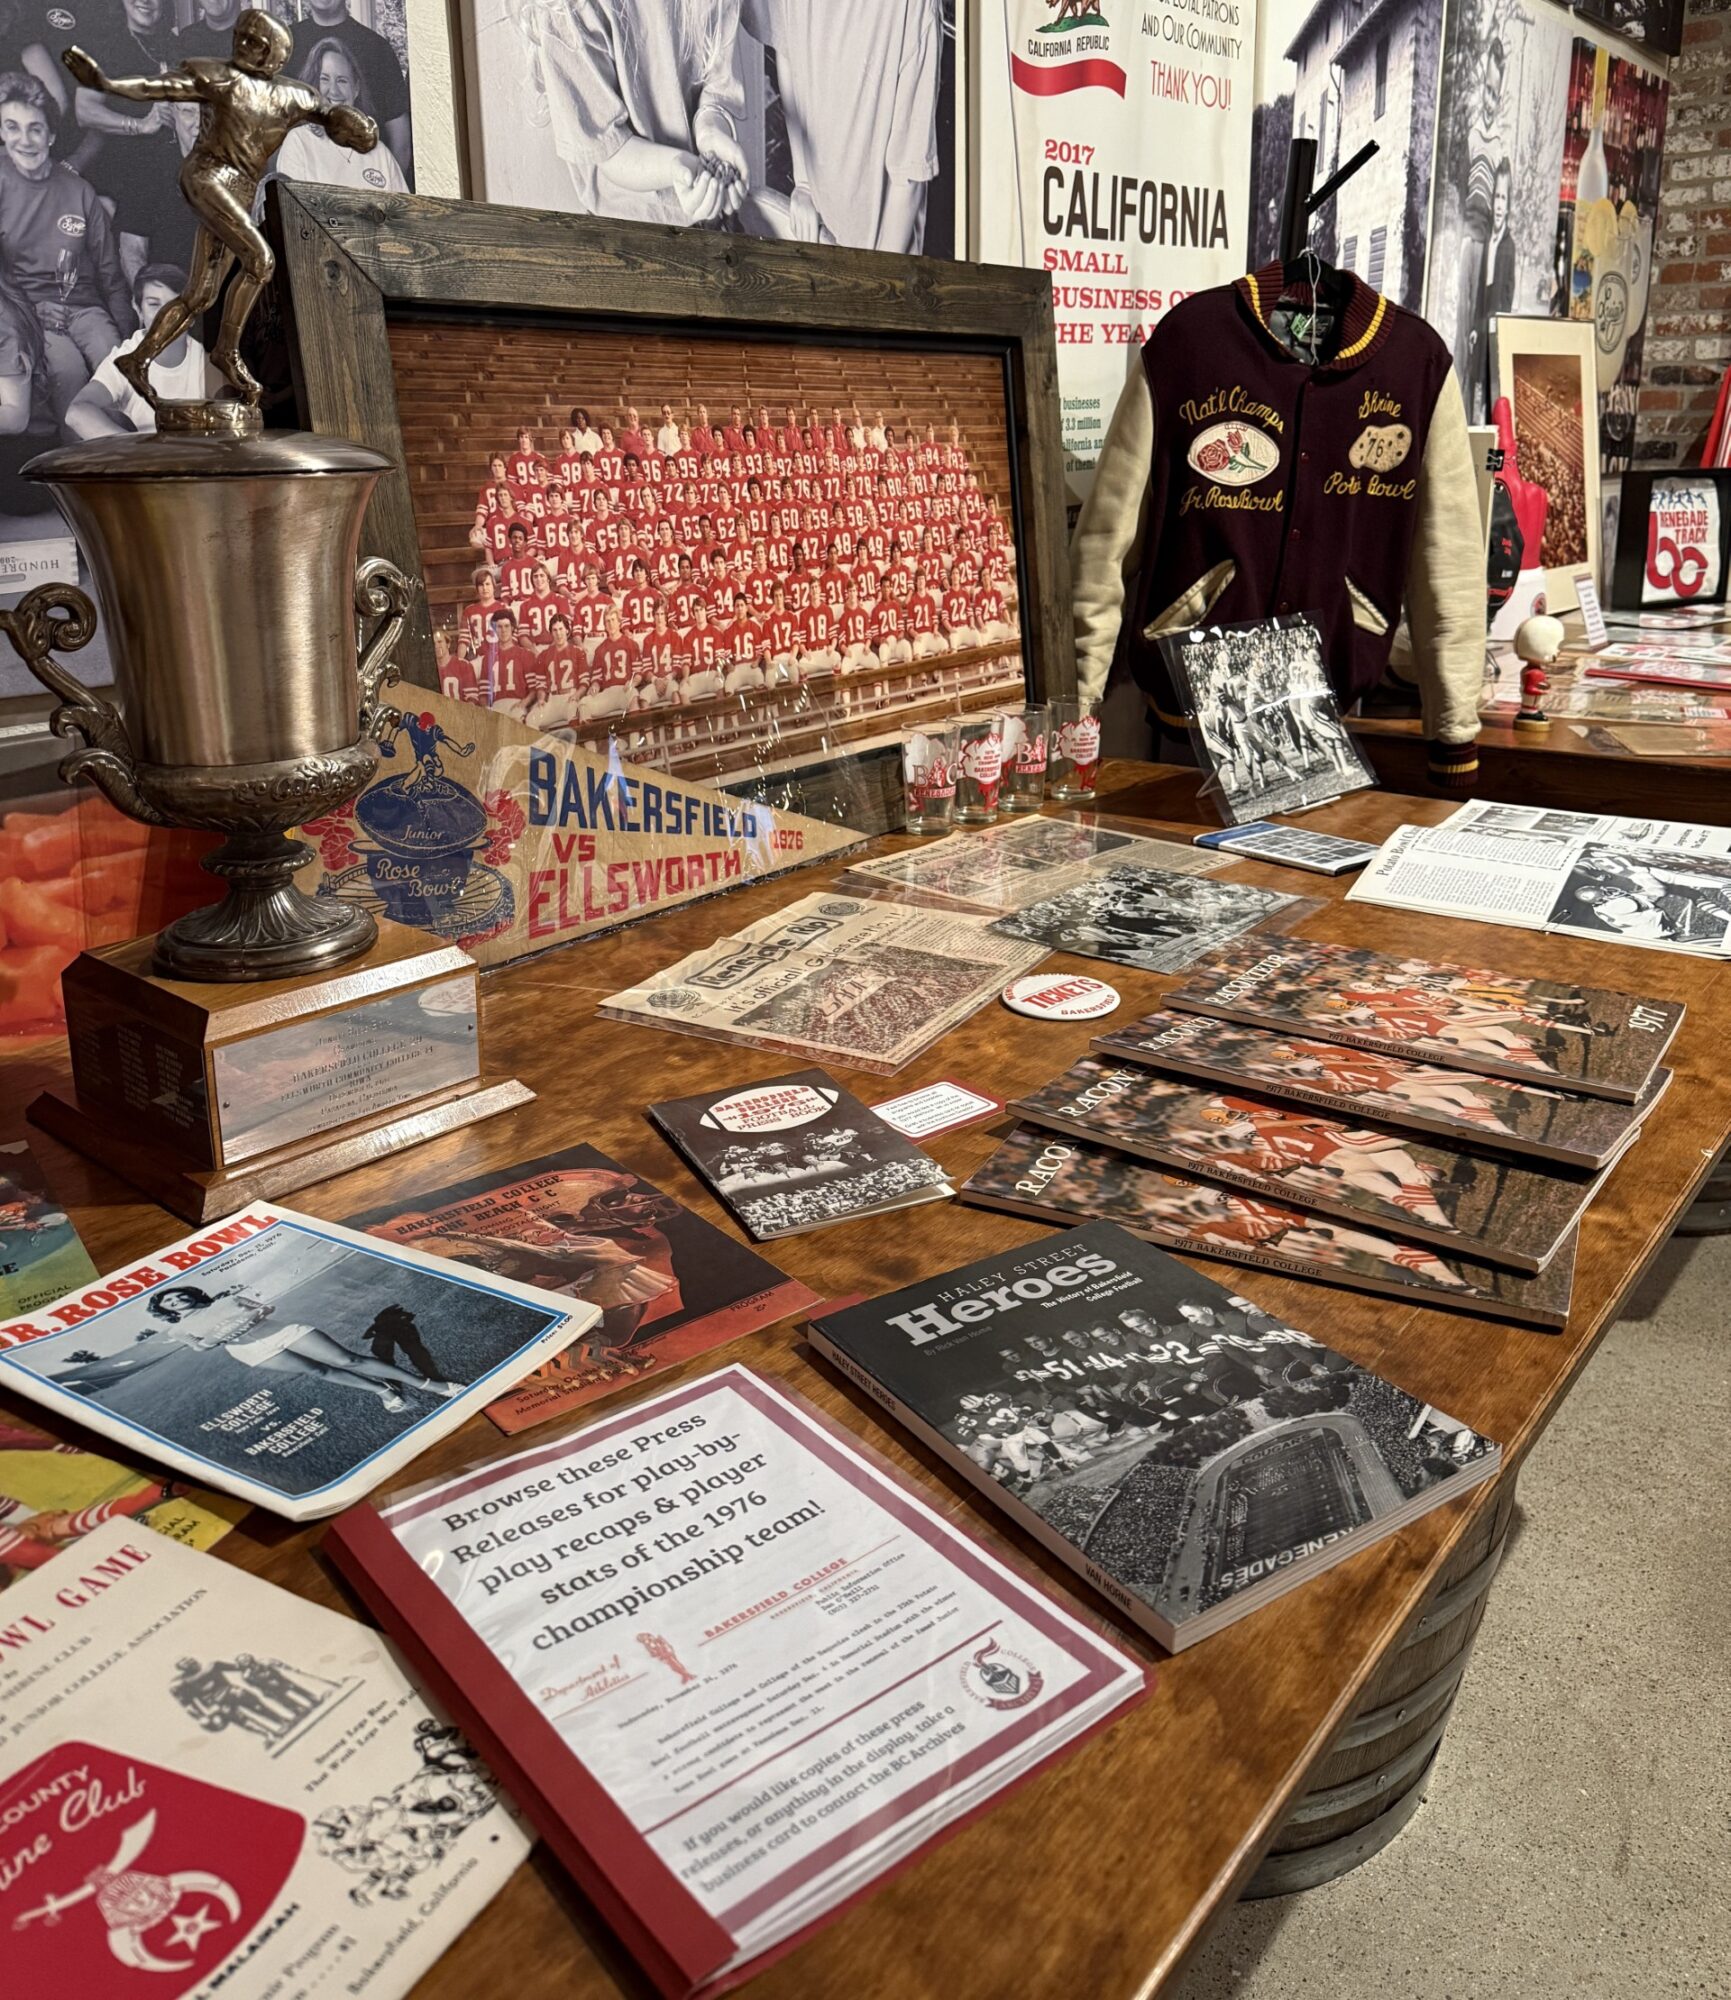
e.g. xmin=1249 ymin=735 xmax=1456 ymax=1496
xmin=62 ymin=10 xmax=378 ymax=423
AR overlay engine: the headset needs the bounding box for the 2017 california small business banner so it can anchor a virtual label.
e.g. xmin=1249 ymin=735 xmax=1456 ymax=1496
xmin=975 ymin=0 xmax=1258 ymax=497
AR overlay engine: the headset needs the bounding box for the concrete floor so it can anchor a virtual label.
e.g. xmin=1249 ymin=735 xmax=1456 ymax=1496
xmin=1173 ymin=1232 xmax=1731 ymax=2000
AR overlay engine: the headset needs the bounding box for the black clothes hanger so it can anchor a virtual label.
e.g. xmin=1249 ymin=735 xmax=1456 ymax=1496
xmin=1274 ymin=137 xmax=1381 ymax=298
xmin=1267 ymin=136 xmax=1381 ymax=357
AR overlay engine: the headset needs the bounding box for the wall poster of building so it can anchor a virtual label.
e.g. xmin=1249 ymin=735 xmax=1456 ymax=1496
xmin=1246 ymin=0 xmax=1442 ymax=313
xmin=1424 ymin=0 xmax=1575 ymax=425
xmin=0 ymin=0 xmax=417 ymax=699
xmin=461 ymin=0 xmax=963 ymax=258
xmin=975 ymin=0 xmax=1257 ymax=498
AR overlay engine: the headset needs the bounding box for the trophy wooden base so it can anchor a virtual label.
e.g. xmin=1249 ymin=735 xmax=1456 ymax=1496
xmin=32 ymin=917 xmax=533 ymax=1223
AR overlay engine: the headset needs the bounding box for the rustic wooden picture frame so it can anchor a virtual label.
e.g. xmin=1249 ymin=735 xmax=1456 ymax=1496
xmin=265 ymin=182 xmax=1074 ymax=704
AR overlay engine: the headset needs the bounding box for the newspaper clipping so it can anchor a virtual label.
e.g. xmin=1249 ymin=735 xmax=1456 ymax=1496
xmin=601 ymin=892 xmax=1045 ymax=1071
xmin=1349 ymin=801 xmax=1731 ymax=957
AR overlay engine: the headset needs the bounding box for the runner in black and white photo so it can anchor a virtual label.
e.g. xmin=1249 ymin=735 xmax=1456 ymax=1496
xmin=1167 ymin=618 xmax=1375 ymax=823
xmin=0 ymin=1216 xmax=576 ymax=1506
xmin=134 ymin=1284 xmax=461 ymax=1411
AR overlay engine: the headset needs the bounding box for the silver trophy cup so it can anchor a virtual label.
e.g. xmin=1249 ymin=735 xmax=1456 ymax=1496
xmin=0 ymin=431 xmax=410 ymax=983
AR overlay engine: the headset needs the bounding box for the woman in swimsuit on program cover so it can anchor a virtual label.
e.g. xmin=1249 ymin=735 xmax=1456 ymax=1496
xmin=135 ymin=1285 xmax=459 ymax=1413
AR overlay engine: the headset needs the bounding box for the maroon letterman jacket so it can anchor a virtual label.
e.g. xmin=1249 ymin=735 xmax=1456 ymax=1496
xmin=1073 ymin=265 xmax=1484 ymax=787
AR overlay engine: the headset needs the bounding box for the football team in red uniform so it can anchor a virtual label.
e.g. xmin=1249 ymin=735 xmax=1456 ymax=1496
xmin=435 ymin=400 xmax=1021 ymax=728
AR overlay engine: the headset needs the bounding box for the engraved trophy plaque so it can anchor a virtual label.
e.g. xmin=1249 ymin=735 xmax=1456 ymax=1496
xmin=0 ymin=12 xmax=531 ymax=1220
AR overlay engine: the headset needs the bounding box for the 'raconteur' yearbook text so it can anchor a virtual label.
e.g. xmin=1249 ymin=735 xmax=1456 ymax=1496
xmin=1167 ymin=936 xmax=1681 ymax=1101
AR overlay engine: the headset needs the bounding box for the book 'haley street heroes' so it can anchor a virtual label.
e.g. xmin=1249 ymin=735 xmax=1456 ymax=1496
xmin=810 ymin=1222 xmax=1499 ymax=1649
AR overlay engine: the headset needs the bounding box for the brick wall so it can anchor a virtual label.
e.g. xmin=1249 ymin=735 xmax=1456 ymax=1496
xmin=1633 ymin=0 xmax=1731 ymax=468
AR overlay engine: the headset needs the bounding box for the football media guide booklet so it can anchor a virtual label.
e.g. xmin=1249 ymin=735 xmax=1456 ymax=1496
xmin=960 ymin=1127 xmax=1577 ymax=1330
xmin=0 ymin=1138 xmax=96 ymax=1315
xmin=1009 ymin=1056 xmax=1601 ymax=1273
xmin=650 ymin=1068 xmax=951 ymax=1239
xmin=345 ymin=1142 xmax=817 ymax=1432
xmin=1092 ymin=1012 xmax=1670 ymax=1171
xmin=1168 ymin=936 xmax=1680 ymax=1101
xmin=809 ymin=1222 xmax=1501 ymax=1651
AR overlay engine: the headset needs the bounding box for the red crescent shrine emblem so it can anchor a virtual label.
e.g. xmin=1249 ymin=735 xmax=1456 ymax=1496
xmin=3 ymin=1743 xmax=303 ymax=1993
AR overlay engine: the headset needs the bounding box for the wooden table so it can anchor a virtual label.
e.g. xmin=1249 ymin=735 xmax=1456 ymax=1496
xmin=9 ymin=765 xmax=1729 ymax=1999
xmin=1351 ymin=602 xmax=1731 ymax=820
xmin=1351 ymin=709 xmax=1731 ymax=822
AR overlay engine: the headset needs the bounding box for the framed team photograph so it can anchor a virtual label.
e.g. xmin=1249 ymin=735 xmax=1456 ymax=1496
xmin=267 ymin=182 xmax=1067 ymax=799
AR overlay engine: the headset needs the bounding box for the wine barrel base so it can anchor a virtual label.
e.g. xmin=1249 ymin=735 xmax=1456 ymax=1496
xmin=1243 ymin=1752 xmax=1438 ymax=1899
xmin=1244 ymin=1477 xmax=1518 ymax=1898
xmin=1675 ymin=1143 xmax=1731 ymax=1235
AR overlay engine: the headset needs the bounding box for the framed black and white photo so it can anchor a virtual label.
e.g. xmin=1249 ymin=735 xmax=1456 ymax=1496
xmin=0 ymin=0 xmax=418 ymax=705
xmin=1162 ymin=617 xmax=1376 ymax=826
xmin=458 ymin=0 xmax=964 ymax=258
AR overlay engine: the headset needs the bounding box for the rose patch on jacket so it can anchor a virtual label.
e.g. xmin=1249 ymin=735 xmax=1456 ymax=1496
xmin=1187 ymin=421 xmax=1281 ymax=487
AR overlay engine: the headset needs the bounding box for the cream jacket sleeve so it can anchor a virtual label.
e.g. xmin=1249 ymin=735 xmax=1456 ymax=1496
xmin=1402 ymin=376 xmax=1487 ymax=747
xmin=1071 ymin=368 xmax=1154 ymax=706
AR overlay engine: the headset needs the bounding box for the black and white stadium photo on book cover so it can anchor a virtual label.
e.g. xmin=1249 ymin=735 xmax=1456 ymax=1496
xmin=810 ymin=1221 xmax=1500 ymax=1649
xmin=1164 ymin=617 xmax=1376 ymax=825
xmin=463 ymin=0 xmax=960 ymax=256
